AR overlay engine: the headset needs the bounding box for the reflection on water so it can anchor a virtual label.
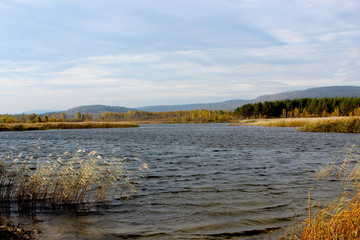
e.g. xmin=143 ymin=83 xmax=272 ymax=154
xmin=0 ymin=124 xmax=357 ymax=239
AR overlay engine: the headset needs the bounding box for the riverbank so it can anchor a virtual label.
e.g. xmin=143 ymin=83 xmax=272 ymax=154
xmin=231 ymin=117 xmax=360 ymax=133
xmin=0 ymin=223 xmax=34 ymax=240
xmin=0 ymin=122 xmax=139 ymax=131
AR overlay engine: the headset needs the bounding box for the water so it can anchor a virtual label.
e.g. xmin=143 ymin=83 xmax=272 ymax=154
xmin=0 ymin=124 xmax=358 ymax=239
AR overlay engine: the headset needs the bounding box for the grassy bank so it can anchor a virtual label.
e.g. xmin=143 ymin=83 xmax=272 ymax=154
xmin=0 ymin=122 xmax=139 ymax=131
xmin=231 ymin=117 xmax=360 ymax=133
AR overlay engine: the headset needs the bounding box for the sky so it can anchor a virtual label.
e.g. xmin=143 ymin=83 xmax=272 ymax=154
xmin=1 ymin=0 xmax=360 ymax=113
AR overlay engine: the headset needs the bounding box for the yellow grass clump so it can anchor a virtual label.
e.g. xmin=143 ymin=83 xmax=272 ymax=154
xmin=287 ymin=192 xmax=360 ymax=240
xmin=281 ymin=141 xmax=360 ymax=239
xmin=231 ymin=117 xmax=360 ymax=133
xmin=244 ymin=118 xmax=313 ymax=128
xmin=301 ymin=117 xmax=360 ymax=133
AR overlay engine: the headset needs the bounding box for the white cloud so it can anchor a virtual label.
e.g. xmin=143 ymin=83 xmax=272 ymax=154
xmin=0 ymin=0 xmax=360 ymax=113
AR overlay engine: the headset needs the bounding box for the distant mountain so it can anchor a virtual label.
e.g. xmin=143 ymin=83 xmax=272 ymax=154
xmin=253 ymin=86 xmax=360 ymax=103
xmin=23 ymin=110 xmax=55 ymax=115
xmin=23 ymin=86 xmax=360 ymax=116
xmin=64 ymin=105 xmax=134 ymax=117
xmin=138 ymin=86 xmax=360 ymax=112
xmin=137 ymin=99 xmax=248 ymax=112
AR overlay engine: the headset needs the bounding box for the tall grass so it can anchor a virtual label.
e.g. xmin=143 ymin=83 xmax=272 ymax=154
xmin=235 ymin=118 xmax=313 ymax=128
xmin=232 ymin=117 xmax=360 ymax=133
xmin=301 ymin=117 xmax=360 ymax=133
xmin=281 ymin=140 xmax=360 ymax=239
xmin=0 ymin=122 xmax=139 ymax=132
xmin=0 ymin=148 xmax=148 ymax=211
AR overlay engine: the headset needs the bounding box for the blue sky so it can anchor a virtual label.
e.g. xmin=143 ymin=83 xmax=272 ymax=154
xmin=1 ymin=0 xmax=359 ymax=113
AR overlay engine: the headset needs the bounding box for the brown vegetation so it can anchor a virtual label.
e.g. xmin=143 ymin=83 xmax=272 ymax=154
xmin=0 ymin=122 xmax=139 ymax=132
xmin=231 ymin=117 xmax=360 ymax=133
xmin=281 ymin=142 xmax=360 ymax=239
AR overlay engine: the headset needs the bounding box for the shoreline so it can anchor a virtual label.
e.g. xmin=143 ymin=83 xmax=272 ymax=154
xmin=0 ymin=122 xmax=140 ymax=132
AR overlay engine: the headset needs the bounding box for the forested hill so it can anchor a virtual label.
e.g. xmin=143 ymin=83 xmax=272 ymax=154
xmin=35 ymin=86 xmax=360 ymax=115
xmin=65 ymin=105 xmax=134 ymax=117
xmin=253 ymin=86 xmax=360 ymax=103
xmin=135 ymin=86 xmax=360 ymax=112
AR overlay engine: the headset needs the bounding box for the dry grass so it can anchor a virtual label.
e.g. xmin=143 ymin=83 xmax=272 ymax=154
xmin=281 ymin=192 xmax=360 ymax=240
xmin=0 ymin=122 xmax=139 ymax=132
xmin=231 ymin=117 xmax=360 ymax=133
xmin=0 ymin=149 xmax=148 ymax=211
xmin=301 ymin=117 xmax=360 ymax=133
xmin=245 ymin=118 xmax=314 ymax=128
xmin=281 ymin=140 xmax=360 ymax=239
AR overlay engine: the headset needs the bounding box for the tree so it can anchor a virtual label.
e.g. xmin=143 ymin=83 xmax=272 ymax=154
xmin=27 ymin=113 xmax=38 ymax=123
xmin=234 ymin=104 xmax=254 ymax=119
xmin=76 ymin=112 xmax=82 ymax=121
xmin=35 ymin=115 xmax=42 ymax=123
xmin=60 ymin=112 xmax=66 ymax=121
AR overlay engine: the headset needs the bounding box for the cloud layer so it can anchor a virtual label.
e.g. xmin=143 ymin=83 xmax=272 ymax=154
xmin=0 ymin=0 xmax=359 ymax=113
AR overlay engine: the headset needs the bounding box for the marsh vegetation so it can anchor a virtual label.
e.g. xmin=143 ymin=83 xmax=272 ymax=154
xmin=281 ymin=141 xmax=360 ymax=239
xmin=232 ymin=117 xmax=360 ymax=133
xmin=0 ymin=122 xmax=139 ymax=132
xmin=0 ymin=147 xmax=148 ymax=211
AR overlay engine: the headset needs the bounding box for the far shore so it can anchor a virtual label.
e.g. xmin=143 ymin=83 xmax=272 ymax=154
xmin=2 ymin=117 xmax=360 ymax=133
xmin=0 ymin=122 xmax=139 ymax=132
xmin=0 ymin=120 xmax=237 ymax=132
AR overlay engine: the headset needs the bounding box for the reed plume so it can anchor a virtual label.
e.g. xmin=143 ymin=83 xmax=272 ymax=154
xmin=0 ymin=148 xmax=148 ymax=211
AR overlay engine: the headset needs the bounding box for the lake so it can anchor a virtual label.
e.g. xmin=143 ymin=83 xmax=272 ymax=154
xmin=0 ymin=124 xmax=358 ymax=239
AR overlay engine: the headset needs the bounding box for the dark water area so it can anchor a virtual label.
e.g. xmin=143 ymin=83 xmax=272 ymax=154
xmin=0 ymin=124 xmax=359 ymax=239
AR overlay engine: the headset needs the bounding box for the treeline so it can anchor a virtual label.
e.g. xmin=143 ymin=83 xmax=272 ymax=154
xmin=4 ymin=97 xmax=360 ymax=124
xmin=234 ymin=97 xmax=360 ymax=119
xmin=1 ymin=109 xmax=236 ymax=123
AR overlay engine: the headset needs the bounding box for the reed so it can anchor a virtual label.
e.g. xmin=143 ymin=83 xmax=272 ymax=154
xmin=231 ymin=117 xmax=360 ymax=133
xmin=0 ymin=122 xmax=139 ymax=132
xmin=301 ymin=117 xmax=360 ymax=133
xmin=246 ymin=118 xmax=313 ymax=128
xmin=0 ymin=149 xmax=148 ymax=211
xmin=281 ymin=141 xmax=360 ymax=239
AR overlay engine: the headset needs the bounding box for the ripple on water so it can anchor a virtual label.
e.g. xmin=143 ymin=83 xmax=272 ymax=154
xmin=0 ymin=124 xmax=357 ymax=239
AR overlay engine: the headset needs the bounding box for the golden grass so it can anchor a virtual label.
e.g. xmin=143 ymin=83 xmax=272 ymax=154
xmin=0 ymin=122 xmax=139 ymax=131
xmin=281 ymin=192 xmax=360 ymax=240
xmin=281 ymin=141 xmax=360 ymax=239
xmin=301 ymin=117 xmax=360 ymax=133
xmin=231 ymin=117 xmax=360 ymax=133
xmin=0 ymin=149 xmax=148 ymax=210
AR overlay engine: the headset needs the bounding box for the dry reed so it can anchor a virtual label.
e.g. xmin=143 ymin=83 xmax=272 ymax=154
xmin=0 ymin=122 xmax=139 ymax=132
xmin=0 ymin=148 xmax=148 ymax=211
xmin=281 ymin=140 xmax=360 ymax=239
xmin=231 ymin=117 xmax=360 ymax=133
xmin=301 ymin=117 xmax=360 ymax=133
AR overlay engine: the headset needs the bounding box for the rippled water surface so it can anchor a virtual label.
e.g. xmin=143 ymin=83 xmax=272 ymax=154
xmin=1 ymin=124 xmax=358 ymax=239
